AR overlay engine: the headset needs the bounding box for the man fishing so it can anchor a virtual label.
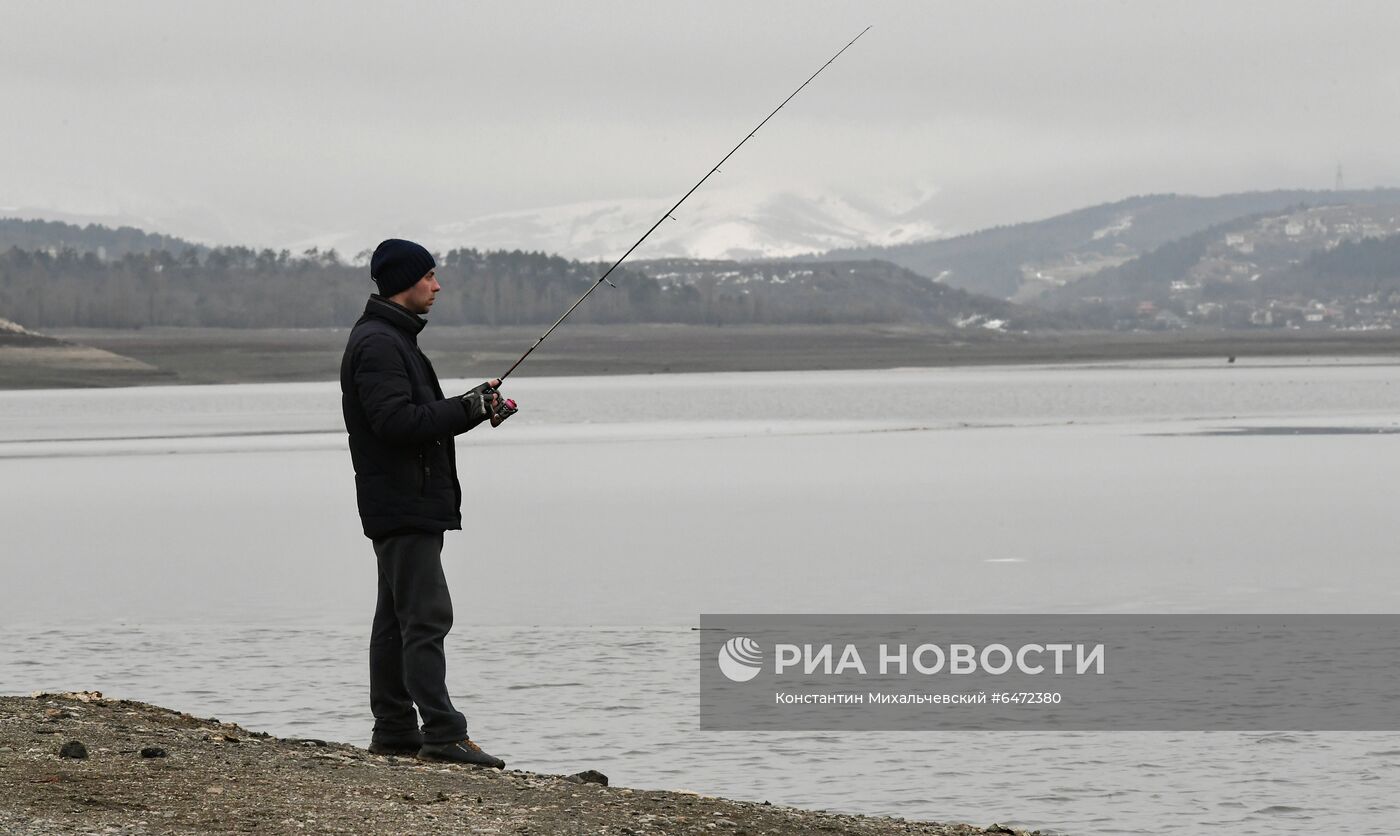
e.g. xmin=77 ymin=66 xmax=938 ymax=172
xmin=334 ymin=26 xmax=863 ymax=773
xmin=340 ymin=238 xmax=514 ymax=768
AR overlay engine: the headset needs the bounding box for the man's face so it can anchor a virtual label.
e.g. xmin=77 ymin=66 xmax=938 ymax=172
xmin=394 ymin=269 xmax=441 ymax=315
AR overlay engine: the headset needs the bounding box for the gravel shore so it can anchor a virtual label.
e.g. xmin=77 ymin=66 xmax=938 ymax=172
xmin=0 ymin=693 xmax=1046 ymax=836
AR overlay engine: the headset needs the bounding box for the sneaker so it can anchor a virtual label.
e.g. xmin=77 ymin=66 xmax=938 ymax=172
xmin=418 ymin=738 xmax=506 ymax=769
xmin=368 ymin=739 xmax=422 ymax=757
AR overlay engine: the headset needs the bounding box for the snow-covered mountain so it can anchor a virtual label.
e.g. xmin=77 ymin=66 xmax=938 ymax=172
xmin=4 ymin=182 xmax=946 ymax=263
xmin=422 ymin=184 xmax=944 ymax=262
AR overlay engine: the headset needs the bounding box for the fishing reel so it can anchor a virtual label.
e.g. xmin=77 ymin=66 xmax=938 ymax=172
xmin=487 ymin=390 xmax=517 ymax=427
xmin=463 ymin=381 xmax=518 ymax=428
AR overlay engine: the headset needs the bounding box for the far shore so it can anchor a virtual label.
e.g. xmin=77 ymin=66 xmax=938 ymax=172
xmin=2 ymin=324 xmax=1400 ymax=388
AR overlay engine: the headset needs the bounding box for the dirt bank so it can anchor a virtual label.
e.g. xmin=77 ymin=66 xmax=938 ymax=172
xmin=0 ymin=692 xmax=1045 ymax=836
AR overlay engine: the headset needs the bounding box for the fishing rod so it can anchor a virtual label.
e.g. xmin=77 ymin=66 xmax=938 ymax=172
xmin=491 ymin=25 xmax=871 ymax=401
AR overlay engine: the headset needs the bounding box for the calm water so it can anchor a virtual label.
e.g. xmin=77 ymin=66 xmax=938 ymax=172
xmin=2 ymin=358 xmax=1399 ymax=834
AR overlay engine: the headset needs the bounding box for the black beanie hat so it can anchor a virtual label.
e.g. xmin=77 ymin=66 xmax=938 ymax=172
xmin=370 ymin=239 xmax=436 ymax=297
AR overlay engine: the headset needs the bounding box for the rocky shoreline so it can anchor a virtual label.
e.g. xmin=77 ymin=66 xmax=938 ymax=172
xmin=0 ymin=693 xmax=1047 ymax=836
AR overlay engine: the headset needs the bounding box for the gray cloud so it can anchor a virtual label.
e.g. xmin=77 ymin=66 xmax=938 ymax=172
xmin=3 ymin=0 xmax=1398 ymax=249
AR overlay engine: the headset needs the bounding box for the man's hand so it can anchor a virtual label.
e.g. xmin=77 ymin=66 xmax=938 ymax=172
xmin=480 ymin=378 xmax=519 ymax=427
xmin=460 ymin=379 xmax=517 ymax=428
xmin=459 ymin=379 xmax=501 ymax=427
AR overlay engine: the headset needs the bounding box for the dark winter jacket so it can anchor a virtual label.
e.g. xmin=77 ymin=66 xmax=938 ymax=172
xmin=340 ymin=295 xmax=483 ymax=539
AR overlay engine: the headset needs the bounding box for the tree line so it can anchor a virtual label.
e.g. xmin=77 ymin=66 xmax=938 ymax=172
xmin=1306 ymin=235 xmax=1400 ymax=281
xmin=0 ymin=218 xmax=201 ymax=260
xmin=0 ymin=245 xmax=916 ymax=329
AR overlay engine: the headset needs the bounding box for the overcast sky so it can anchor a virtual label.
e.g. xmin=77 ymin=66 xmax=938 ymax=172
xmin=4 ymin=0 xmax=1400 ymax=251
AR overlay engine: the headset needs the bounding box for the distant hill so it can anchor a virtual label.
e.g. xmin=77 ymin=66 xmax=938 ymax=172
xmin=1305 ymin=232 xmax=1400 ymax=290
xmin=0 ymin=245 xmax=1041 ymax=330
xmin=633 ymin=258 xmax=1057 ymax=329
xmin=16 ymin=189 xmax=1400 ymax=334
xmin=817 ymin=189 xmax=1400 ymax=301
xmin=0 ymin=218 xmax=202 ymax=259
xmin=1036 ymin=203 xmax=1400 ymax=329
